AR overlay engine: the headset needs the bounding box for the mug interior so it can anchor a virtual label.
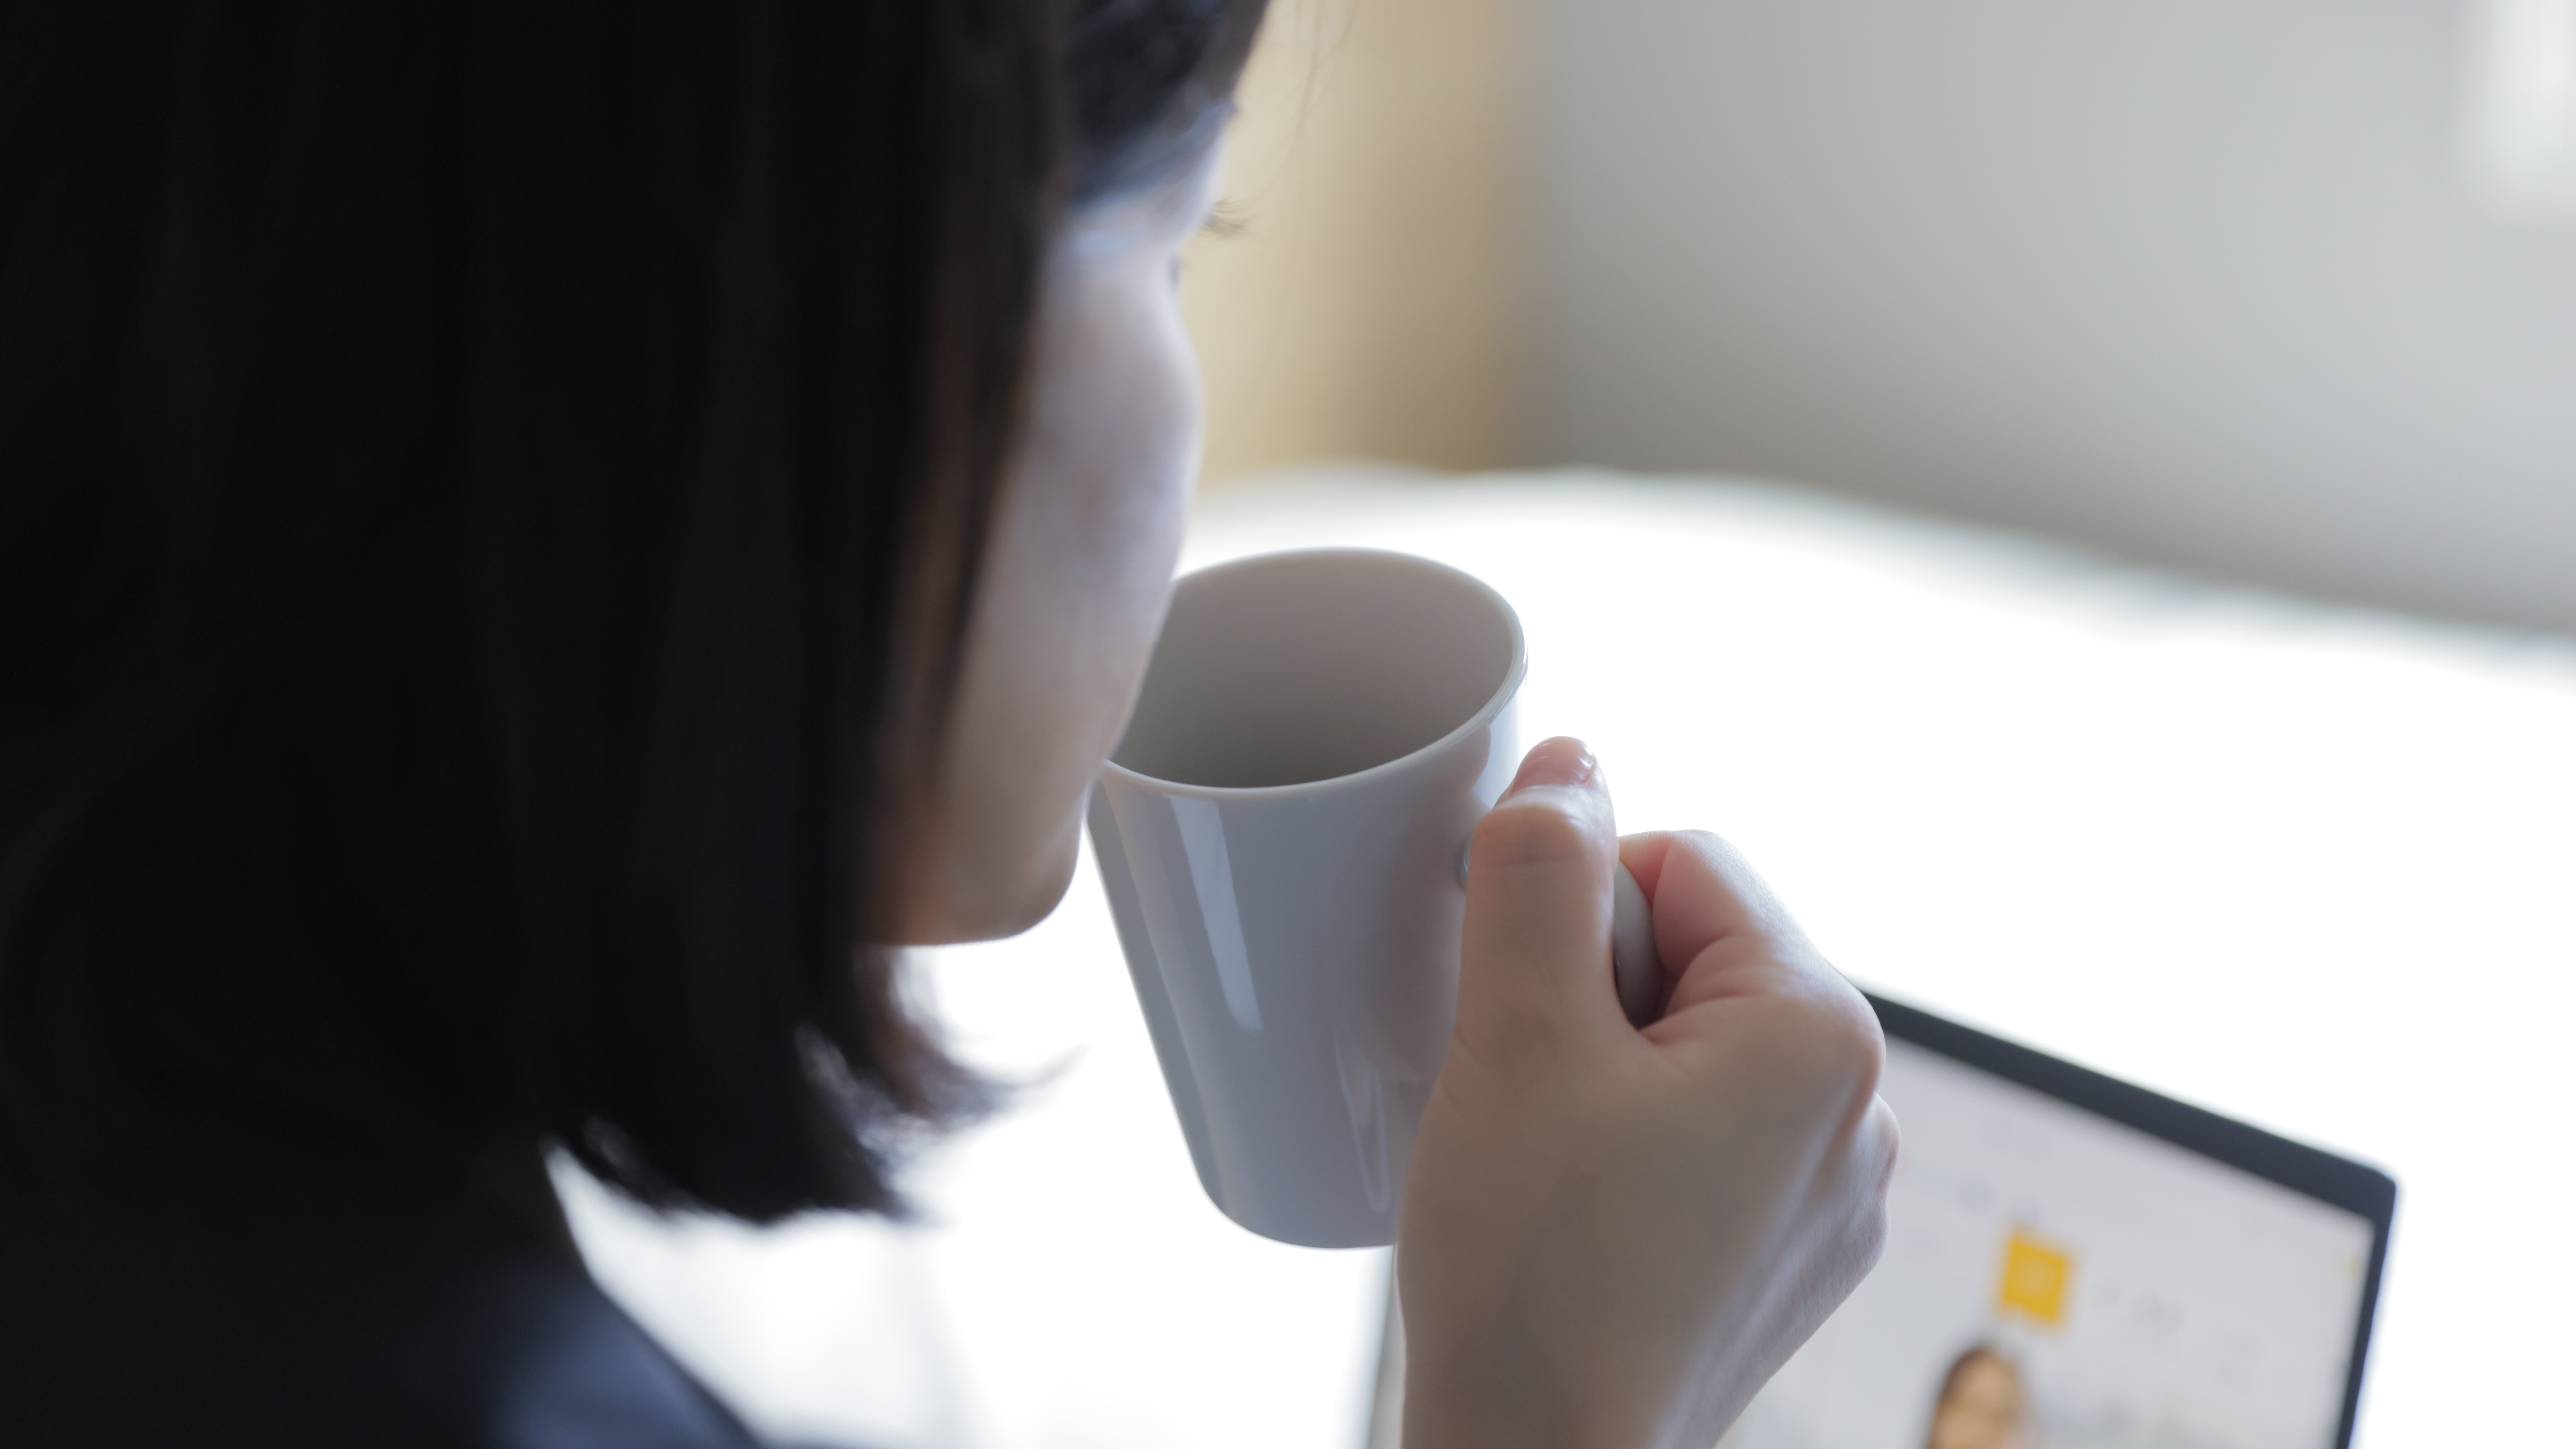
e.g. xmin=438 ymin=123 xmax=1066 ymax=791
xmin=1113 ymin=550 xmax=1520 ymax=789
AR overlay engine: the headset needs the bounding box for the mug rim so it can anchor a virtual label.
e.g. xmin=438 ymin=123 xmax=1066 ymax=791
xmin=1099 ymin=546 xmax=1528 ymax=800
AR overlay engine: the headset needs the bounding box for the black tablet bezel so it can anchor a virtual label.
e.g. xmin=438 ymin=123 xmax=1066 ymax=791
xmin=1865 ymin=991 xmax=2396 ymax=1449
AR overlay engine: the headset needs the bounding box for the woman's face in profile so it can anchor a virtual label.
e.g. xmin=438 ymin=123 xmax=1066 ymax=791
xmin=901 ymin=144 xmax=1226 ymax=943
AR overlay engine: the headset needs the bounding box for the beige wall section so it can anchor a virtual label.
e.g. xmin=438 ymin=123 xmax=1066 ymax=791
xmin=1525 ymin=0 xmax=2576 ymax=630
xmin=1183 ymin=0 xmax=1521 ymax=486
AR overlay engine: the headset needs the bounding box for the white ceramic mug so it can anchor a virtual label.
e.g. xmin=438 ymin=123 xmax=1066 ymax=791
xmin=1085 ymin=548 xmax=1524 ymax=1248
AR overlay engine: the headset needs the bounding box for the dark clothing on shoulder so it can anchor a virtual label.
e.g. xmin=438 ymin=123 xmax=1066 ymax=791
xmin=0 ymin=1136 xmax=778 ymax=1448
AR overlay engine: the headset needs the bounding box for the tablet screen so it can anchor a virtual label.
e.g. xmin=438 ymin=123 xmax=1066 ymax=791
xmin=1722 ymin=1036 xmax=2378 ymax=1449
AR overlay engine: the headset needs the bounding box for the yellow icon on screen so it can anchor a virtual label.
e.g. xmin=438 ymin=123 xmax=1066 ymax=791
xmin=1996 ymin=1228 xmax=2074 ymax=1327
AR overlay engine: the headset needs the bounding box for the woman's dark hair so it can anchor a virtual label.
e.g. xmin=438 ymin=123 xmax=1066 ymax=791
xmin=0 ymin=0 xmax=1262 ymax=1221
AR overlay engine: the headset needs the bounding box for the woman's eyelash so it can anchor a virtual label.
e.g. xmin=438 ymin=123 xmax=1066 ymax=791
xmin=1197 ymin=201 xmax=1251 ymax=240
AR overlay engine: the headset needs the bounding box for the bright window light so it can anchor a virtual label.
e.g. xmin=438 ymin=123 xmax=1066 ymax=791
xmin=2468 ymin=0 xmax=2576 ymax=221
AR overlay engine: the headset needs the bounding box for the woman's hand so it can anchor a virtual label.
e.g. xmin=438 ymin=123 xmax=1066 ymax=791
xmin=1398 ymin=738 xmax=1898 ymax=1449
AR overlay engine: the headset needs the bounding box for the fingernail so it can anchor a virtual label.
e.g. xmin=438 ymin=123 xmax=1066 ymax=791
xmin=1506 ymin=737 xmax=1597 ymax=796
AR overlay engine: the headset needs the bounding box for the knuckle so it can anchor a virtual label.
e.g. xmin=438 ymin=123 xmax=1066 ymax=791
xmin=1795 ymin=989 xmax=1885 ymax=1081
xmin=1852 ymin=1191 xmax=1891 ymax=1277
xmin=1827 ymin=999 xmax=1888 ymax=1085
xmin=1874 ymin=1102 xmax=1902 ymax=1189
xmin=1756 ymin=988 xmax=1886 ymax=1116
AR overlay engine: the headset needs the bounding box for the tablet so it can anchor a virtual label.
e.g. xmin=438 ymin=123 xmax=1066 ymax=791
xmin=1719 ymin=994 xmax=2396 ymax=1449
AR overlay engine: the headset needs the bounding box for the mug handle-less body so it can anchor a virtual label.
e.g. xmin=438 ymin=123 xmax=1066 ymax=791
xmin=1086 ymin=548 xmax=1656 ymax=1248
xmin=1088 ymin=692 xmax=1517 ymax=1248
xmin=1088 ymin=549 xmax=1525 ymax=1248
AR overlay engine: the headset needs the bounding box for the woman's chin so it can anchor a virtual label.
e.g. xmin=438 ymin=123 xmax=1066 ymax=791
xmin=901 ymin=830 xmax=1083 ymax=946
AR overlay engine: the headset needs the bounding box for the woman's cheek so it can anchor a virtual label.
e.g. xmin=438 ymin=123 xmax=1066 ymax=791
xmin=900 ymin=232 xmax=1205 ymax=944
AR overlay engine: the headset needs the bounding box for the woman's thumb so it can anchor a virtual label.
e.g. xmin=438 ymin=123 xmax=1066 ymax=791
xmin=1457 ymin=738 xmax=1624 ymax=1050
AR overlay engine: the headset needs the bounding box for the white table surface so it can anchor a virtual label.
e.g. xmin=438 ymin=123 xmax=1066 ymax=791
xmin=570 ymin=465 xmax=2576 ymax=1448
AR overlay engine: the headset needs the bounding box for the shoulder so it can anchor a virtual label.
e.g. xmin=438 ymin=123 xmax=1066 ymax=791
xmin=394 ymin=1247 xmax=771 ymax=1449
xmin=0 ymin=1155 xmax=781 ymax=1449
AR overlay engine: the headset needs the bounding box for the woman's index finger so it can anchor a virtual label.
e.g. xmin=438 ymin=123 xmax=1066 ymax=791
xmin=1618 ymin=830 xmax=1833 ymax=1010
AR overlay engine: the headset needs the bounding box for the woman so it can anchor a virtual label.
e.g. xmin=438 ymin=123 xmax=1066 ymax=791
xmin=0 ymin=3 xmax=1895 ymax=1445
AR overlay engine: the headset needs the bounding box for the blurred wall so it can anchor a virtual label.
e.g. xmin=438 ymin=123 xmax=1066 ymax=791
xmin=1182 ymin=0 xmax=1523 ymax=484
xmin=1526 ymin=0 xmax=2576 ymax=630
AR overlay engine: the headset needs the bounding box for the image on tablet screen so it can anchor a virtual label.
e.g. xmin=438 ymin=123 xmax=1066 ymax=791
xmin=1720 ymin=1038 xmax=2376 ymax=1449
